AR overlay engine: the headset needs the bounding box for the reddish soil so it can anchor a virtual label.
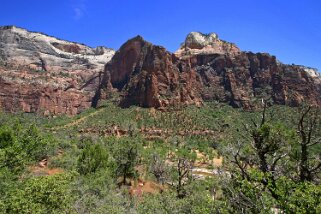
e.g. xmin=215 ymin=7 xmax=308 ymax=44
xmin=129 ymin=179 xmax=165 ymax=197
xmin=29 ymin=165 xmax=64 ymax=176
xmin=29 ymin=158 xmax=64 ymax=176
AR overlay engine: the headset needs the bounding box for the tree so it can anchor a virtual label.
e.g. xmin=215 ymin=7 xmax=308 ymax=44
xmin=229 ymin=104 xmax=291 ymax=200
xmin=149 ymin=152 xmax=168 ymax=185
xmin=77 ymin=142 xmax=109 ymax=175
xmin=0 ymin=125 xmax=14 ymax=149
xmin=169 ymin=140 xmax=196 ymax=198
xmin=224 ymin=102 xmax=321 ymax=213
xmin=295 ymin=106 xmax=321 ymax=182
xmin=20 ymin=124 xmax=54 ymax=161
xmin=113 ymin=138 xmax=139 ymax=185
xmin=73 ymin=170 xmax=132 ymax=214
xmin=0 ymin=124 xmax=55 ymax=174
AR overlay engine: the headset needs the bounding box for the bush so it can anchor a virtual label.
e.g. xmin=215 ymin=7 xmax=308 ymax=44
xmin=4 ymin=173 xmax=75 ymax=214
xmin=20 ymin=124 xmax=56 ymax=161
xmin=0 ymin=124 xmax=56 ymax=174
xmin=112 ymin=137 xmax=140 ymax=184
xmin=77 ymin=141 xmax=109 ymax=175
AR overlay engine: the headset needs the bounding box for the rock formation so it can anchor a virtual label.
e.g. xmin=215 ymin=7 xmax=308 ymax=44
xmin=97 ymin=32 xmax=321 ymax=109
xmin=0 ymin=26 xmax=115 ymax=115
xmin=175 ymin=32 xmax=240 ymax=57
xmin=101 ymin=36 xmax=202 ymax=109
xmin=0 ymin=26 xmax=320 ymax=114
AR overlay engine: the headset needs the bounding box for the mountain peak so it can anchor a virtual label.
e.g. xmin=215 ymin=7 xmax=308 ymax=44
xmin=132 ymin=35 xmax=145 ymax=40
xmin=175 ymin=31 xmax=240 ymax=57
xmin=0 ymin=26 xmax=321 ymax=115
xmin=185 ymin=32 xmax=220 ymax=48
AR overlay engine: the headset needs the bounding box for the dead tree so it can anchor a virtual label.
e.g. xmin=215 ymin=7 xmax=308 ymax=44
xmin=297 ymin=106 xmax=321 ymax=182
xmin=150 ymin=153 xmax=167 ymax=185
xmin=176 ymin=156 xmax=193 ymax=198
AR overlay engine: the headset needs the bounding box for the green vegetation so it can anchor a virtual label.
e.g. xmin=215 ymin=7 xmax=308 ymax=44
xmin=77 ymin=140 xmax=109 ymax=175
xmin=0 ymin=101 xmax=320 ymax=213
xmin=4 ymin=173 xmax=74 ymax=214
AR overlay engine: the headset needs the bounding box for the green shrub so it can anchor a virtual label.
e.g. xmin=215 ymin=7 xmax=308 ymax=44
xmin=4 ymin=173 xmax=75 ymax=214
xmin=112 ymin=137 xmax=140 ymax=184
xmin=77 ymin=141 xmax=109 ymax=175
xmin=0 ymin=124 xmax=56 ymax=175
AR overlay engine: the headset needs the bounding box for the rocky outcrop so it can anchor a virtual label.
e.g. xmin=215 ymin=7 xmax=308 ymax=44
xmin=0 ymin=26 xmax=115 ymax=115
xmin=104 ymin=36 xmax=202 ymax=108
xmin=97 ymin=34 xmax=321 ymax=109
xmin=192 ymin=52 xmax=321 ymax=108
xmin=175 ymin=32 xmax=240 ymax=58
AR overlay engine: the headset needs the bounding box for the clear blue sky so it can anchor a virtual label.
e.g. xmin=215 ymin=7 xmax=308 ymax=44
xmin=1 ymin=0 xmax=320 ymax=70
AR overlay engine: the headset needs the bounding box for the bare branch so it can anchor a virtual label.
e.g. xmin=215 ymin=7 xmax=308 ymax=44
xmin=307 ymin=140 xmax=320 ymax=147
xmin=271 ymin=153 xmax=288 ymax=172
xmin=310 ymin=162 xmax=321 ymax=173
xmin=260 ymin=100 xmax=267 ymax=127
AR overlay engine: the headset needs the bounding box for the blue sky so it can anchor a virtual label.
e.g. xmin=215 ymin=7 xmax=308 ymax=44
xmin=1 ymin=0 xmax=320 ymax=70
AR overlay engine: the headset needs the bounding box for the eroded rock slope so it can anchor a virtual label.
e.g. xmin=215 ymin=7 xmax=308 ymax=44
xmin=0 ymin=26 xmax=115 ymax=115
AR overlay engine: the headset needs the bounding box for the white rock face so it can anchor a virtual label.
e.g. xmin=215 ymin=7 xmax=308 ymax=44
xmin=302 ymin=67 xmax=321 ymax=86
xmin=175 ymin=32 xmax=240 ymax=57
xmin=0 ymin=26 xmax=115 ymax=73
xmin=304 ymin=67 xmax=320 ymax=78
xmin=185 ymin=32 xmax=219 ymax=49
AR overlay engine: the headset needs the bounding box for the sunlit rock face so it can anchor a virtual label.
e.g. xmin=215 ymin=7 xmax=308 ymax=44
xmin=100 ymin=36 xmax=203 ymax=109
xmin=1 ymin=26 xmax=320 ymax=114
xmin=97 ymin=33 xmax=321 ymax=110
xmin=0 ymin=26 xmax=115 ymax=115
xmin=175 ymin=32 xmax=241 ymax=58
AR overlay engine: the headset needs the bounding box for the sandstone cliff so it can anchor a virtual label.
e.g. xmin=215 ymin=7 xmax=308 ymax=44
xmin=1 ymin=26 xmax=320 ymax=114
xmin=97 ymin=32 xmax=321 ymax=109
xmin=0 ymin=26 xmax=115 ymax=115
xmin=100 ymin=36 xmax=202 ymax=109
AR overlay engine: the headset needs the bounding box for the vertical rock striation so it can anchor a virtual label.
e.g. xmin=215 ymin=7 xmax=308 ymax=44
xmin=97 ymin=32 xmax=321 ymax=109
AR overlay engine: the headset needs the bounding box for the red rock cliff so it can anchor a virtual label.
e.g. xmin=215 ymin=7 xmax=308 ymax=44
xmin=98 ymin=33 xmax=321 ymax=109
xmin=104 ymin=36 xmax=202 ymax=108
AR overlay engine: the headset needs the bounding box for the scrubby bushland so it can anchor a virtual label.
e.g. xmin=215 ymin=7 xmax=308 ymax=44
xmin=0 ymin=102 xmax=320 ymax=213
